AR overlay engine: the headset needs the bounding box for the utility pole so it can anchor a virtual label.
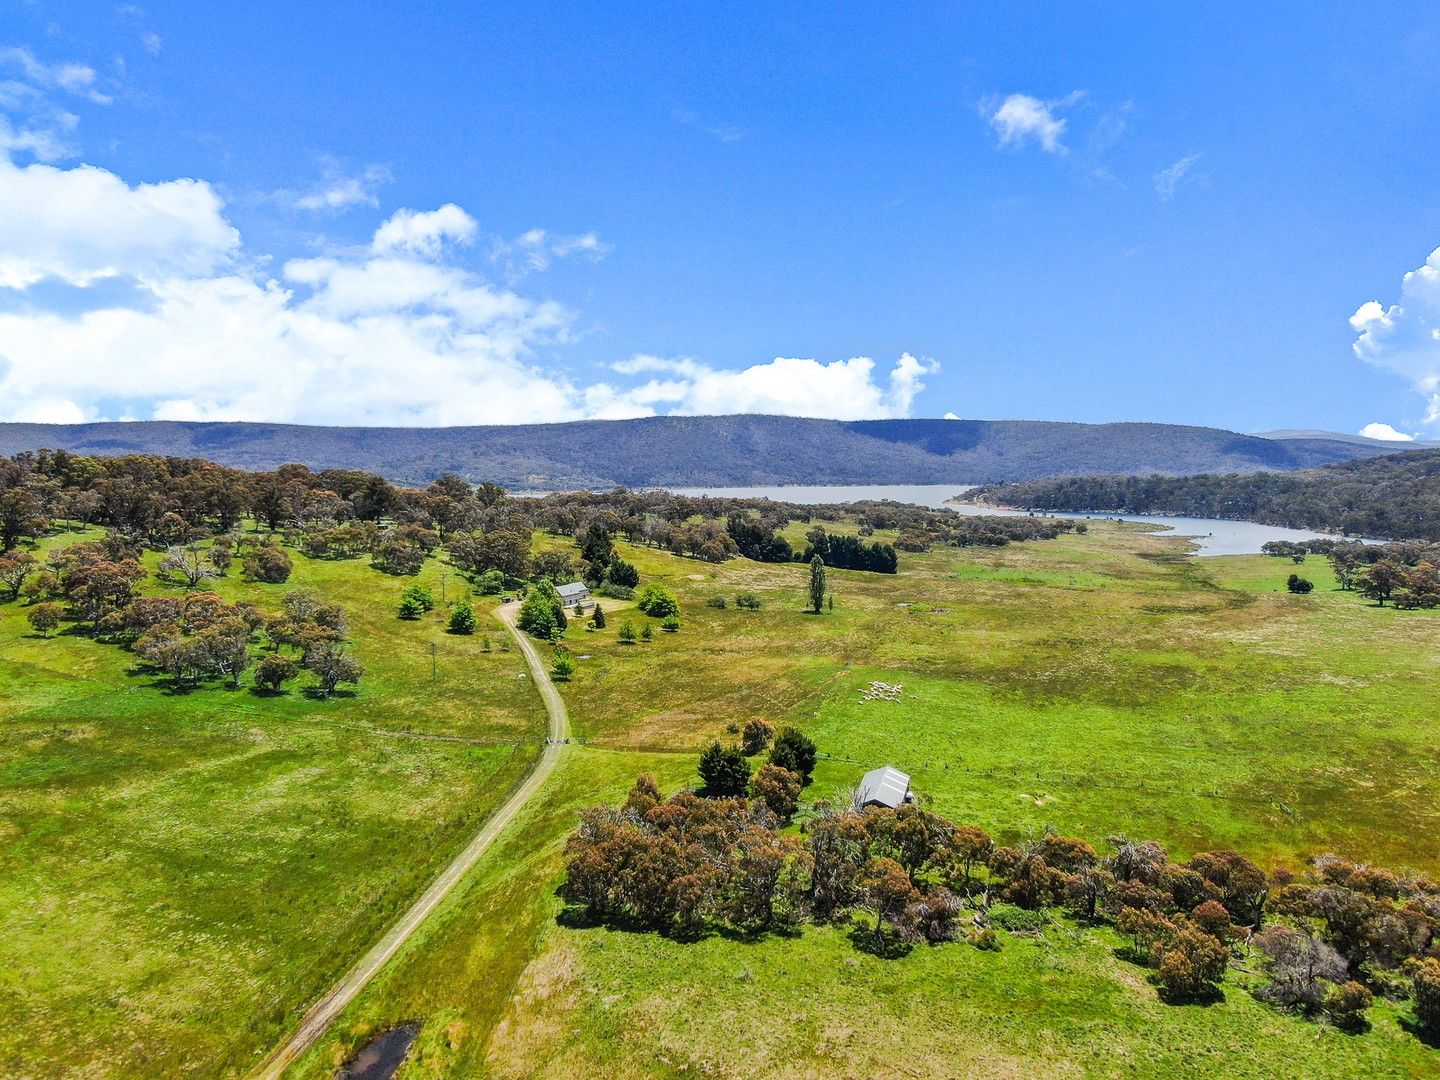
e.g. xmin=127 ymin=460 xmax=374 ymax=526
xmin=440 ymin=569 xmax=448 ymax=604
xmin=430 ymin=641 xmax=437 ymax=681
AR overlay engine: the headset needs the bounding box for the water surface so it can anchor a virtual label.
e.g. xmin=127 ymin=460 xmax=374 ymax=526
xmin=667 ymin=484 xmax=1374 ymax=557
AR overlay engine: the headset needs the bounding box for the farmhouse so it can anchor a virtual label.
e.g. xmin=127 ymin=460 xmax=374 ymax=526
xmin=856 ymin=765 xmax=913 ymax=810
xmin=557 ymin=581 xmax=590 ymax=607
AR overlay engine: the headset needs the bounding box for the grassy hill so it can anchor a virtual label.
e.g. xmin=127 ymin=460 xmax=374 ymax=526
xmin=0 ymin=415 xmax=1407 ymax=487
xmin=975 ymin=447 xmax=1440 ymax=541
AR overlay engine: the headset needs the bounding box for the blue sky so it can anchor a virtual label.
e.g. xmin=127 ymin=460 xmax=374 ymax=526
xmin=2 ymin=2 xmax=1439 ymax=436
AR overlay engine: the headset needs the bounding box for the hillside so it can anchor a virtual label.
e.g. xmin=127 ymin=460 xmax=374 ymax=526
xmin=974 ymin=448 xmax=1440 ymax=541
xmin=0 ymin=416 xmax=1407 ymax=488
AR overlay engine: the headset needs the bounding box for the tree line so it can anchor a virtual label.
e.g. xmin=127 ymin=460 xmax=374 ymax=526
xmin=1260 ymin=539 xmax=1440 ymax=609
xmin=562 ymin=759 xmax=1440 ymax=1042
xmin=972 ymin=448 xmax=1440 ymax=542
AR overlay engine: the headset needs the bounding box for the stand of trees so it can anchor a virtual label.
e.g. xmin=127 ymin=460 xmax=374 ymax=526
xmin=1263 ymin=539 xmax=1440 ymax=609
xmin=563 ymin=761 xmax=1440 ymax=1040
xmin=974 ymin=448 xmax=1440 ymax=543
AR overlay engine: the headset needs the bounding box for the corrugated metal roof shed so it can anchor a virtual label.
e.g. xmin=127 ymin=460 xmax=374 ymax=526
xmin=856 ymin=765 xmax=911 ymax=809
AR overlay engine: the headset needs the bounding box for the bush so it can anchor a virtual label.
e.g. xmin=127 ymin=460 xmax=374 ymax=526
xmin=699 ymin=741 xmax=752 ymax=797
xmin=590 ymin=604 xmax=606 ymax=629
xmin=398 ymin=584 xmax=434 ymax=619
xmin=475 ymin=569 xmax=505 ymax=595
xmin=552 ymin=652 xmax=575 ymax=680
xmin=618 ymin=620 xmax=637 ymax=644
xmin=750 ymin=763 xmax=801 ymax=818
xmin=640 ymin=623 xmax=653 ymax=642
xmin=636 ymin=584 xmax=680 ymax=618
xmin=741 ymin=719 xmax=774 ymax=756
xmin=1416 ymin=957 xmax=1440 ymax=1037
xmin=1325 ymin=981 xmax=1373 ymax=1033
xmin=968 ymin=926 xmax=1001 ymax=950
xmin=594 ymin=582 xmax=634 ymax=600
xmin=769 ymin=727 xmax=817 ymax=783
xmin=660 ymin=614 xmax=681 ymax=632
xmin=243 ymin=544 xmax=292 ymax=583
xmin=1155 ymin=924 xmax=1228 ymax=1001
xmin=1287 ymin=574 xmax=1315 ymax=594
xmin=735 ymin=592 xmax=762 ymax=610
xmin=988 ymin=904 xmax=1049 ymax=933
xmin=706 ymin=595 xmax=728 ymax=609
xmin=448 ymin=602 xmax=477 ymax=634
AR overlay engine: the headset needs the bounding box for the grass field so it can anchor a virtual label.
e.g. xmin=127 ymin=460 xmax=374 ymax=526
xmin=3 ymin=519 xmax=1439 ymax=1077
xmin=0 ymin=532 xmax=540 ymax=1076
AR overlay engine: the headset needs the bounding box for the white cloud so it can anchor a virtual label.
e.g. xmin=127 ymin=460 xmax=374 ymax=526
xmin=943 ymin=411 xmax=960 ymax=420
xmin=0 ymin=114 xmax=74 ymax=162
xmin=985 ymin=92 xmax=1082 ymax=154
xmin=0 ymin=155 xmax=937 ymax=427
xmin=1350 ymin=247 xmax=1440 ymax=423
xmin=371 ymin=203 xmax=477 ymax=257
xmin=593 ymin=353 xmax=936 ymax=420
xmin=1154 ymin=153 xmax=1202 ymax=201
xmin=0 ymin=47 xmax=111 ymax=104
xmin=140 ymin=32 xmax=162 ymax=57
xmin=671 ymin=108 xmax=744 ymax=143
xmin=0 ymin=155 xmax=239 ymax=287
xmin=1359 ymin=423 xmax=1415 ymax=442
xmin=292 ymin=160 xmax=391 ymax=211
xmin=492 ymin=227 xmax=611 ymax=280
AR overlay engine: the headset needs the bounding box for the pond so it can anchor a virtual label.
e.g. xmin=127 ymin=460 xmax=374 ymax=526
xmin=665 ymin=484 xmax=1378 ymax=557
xmin=340 ymin=1024 xmax=420 ymax=1080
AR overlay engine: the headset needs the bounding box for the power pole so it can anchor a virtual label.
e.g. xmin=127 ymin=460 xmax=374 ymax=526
xmin=430 ymin=641 xmax=437 ymax=681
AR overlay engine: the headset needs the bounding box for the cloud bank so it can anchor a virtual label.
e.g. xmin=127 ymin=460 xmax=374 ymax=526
xmin=0 ymin=155 xmax=936 ymax=426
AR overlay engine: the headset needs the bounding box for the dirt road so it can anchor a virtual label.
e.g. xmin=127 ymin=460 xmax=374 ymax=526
xmin=250 ymin=602 xmax=568 ymax=1079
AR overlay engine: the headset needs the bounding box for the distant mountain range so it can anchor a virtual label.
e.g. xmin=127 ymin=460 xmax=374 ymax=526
xmin=0 ymin=416 xmax=1423 ymax=489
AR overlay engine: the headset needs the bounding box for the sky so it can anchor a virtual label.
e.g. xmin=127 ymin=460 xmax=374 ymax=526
xmin=2 ymin=2 xmax=1440 ymax=438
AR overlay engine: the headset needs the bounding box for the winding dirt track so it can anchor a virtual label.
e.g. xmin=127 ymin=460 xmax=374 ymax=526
xmin=250 ymin=602 xmax=568 ymax=1079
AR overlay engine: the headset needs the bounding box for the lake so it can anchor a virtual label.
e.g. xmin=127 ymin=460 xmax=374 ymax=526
xmin=665 ymin=484 xmax=1372 ymax=557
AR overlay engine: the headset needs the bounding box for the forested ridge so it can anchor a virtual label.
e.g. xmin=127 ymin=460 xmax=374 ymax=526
xmin=0 ymin=416 xmax=1409 ymax=487
xmin=974 ymin=449 xmax=1440 ymax=542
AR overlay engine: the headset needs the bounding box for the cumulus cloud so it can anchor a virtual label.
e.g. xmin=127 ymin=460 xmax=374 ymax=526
xmin=1359 ymin=423 xmax=1415 ymax=442
xmin=371 ymin=203 xmax=477 ymax=257
xmin=0 ymin=155 xmax=239 ymax=287
xmin=1350 ymin=247 xmax=1440 ymax=423
xmin=591 ymin=353 xmax=936 ymax=420
xmin=1154 ymin=152 xmax=1202 ymax=201
xmin=0 ymin=47 xmax=111 ymax=104
xmin=985 ymin=92 xmax=1082 ymax=154
xmin=0 ymin=154 xmax=937 ymax=427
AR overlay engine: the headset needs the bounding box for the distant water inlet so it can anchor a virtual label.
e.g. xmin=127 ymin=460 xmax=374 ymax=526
xmin=339 ymin=1024 xmax=420 ymax=1080
xmin=665 ymin=484 xmax=1382 ymax=557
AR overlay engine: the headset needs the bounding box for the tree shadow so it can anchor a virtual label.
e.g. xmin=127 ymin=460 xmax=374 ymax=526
xmin=846 ymin=922 xmax=913 ymax=959
xmin=302 ymin=687 xmax=358 ymax=701
xmin=1399 ymin=1017 xmax=1440 ymax=1049
xmin=1156 ymin=984 xmax=1225 ymax=1007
